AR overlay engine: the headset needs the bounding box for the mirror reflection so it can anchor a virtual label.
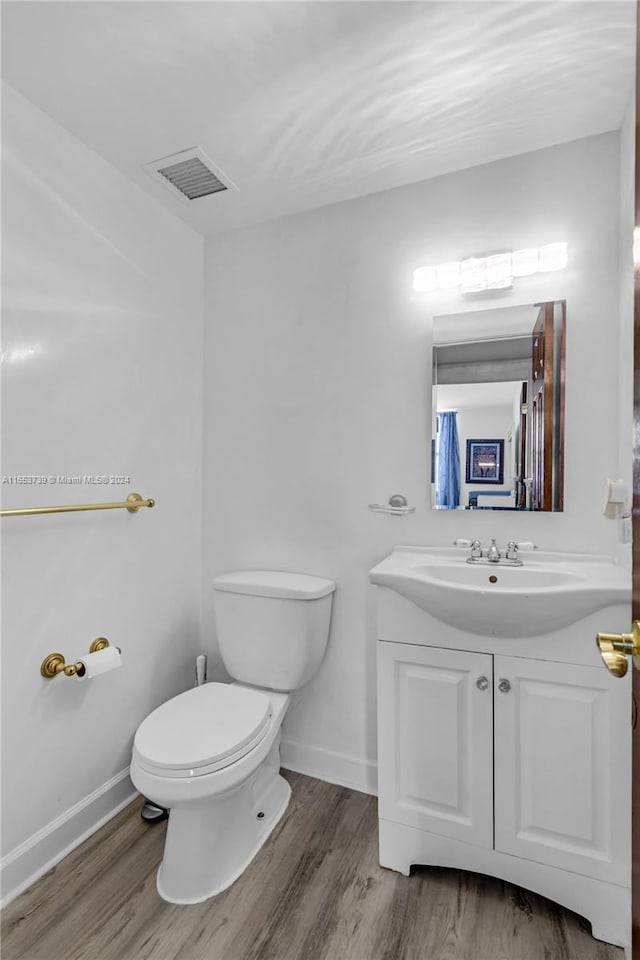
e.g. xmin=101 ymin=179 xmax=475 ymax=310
xmin=431 ymin=301 xmax=565 ymax=512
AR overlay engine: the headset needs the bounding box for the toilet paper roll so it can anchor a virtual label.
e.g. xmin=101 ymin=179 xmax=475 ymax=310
xmin=76 ymin=646 xmax=122 ymax=679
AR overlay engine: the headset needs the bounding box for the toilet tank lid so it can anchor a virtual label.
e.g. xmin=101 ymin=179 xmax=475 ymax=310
xmin=213 ymin=570 xmax=335 ymax=600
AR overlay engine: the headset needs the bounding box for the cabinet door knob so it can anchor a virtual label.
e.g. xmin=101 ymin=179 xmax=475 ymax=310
xmin=476 ymin=676 xmax=489 ymax=691
xmin=498 ymin=678 xmax=511 ymax=693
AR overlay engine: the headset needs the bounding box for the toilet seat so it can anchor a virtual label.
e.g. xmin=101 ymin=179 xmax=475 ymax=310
xmin=133 ymin=683 xmax=273 ymax=779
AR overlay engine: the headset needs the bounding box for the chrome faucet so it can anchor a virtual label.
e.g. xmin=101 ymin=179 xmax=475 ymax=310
xmin=486 ymin=539 xmax=501 ymax=562
xmin=465 ymin=538 xmax=525 ymax=566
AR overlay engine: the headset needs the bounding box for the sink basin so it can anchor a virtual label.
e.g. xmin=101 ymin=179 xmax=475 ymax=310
xmin=414 ymin=563 xmax=584 ymax=590
xmin=369 ymin=547 xmax=630 ymax=638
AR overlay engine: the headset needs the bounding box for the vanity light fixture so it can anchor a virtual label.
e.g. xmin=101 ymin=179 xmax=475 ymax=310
xmin=538 ymin=242 xmax=568 ymax=272
xmin=413 ymin=243 xmax=568 ymax=293
xmin=485 ymin=253 xmax=512 ymax=289
xmin=460 ymin=258 xmax=486 ymax=293
xmin=512 ymin=248 xmax=539 ymax=277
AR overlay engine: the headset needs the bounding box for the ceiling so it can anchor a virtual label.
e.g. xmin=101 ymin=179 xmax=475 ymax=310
xmin=2 ymin=1 xmax=635 ymax=237
xmin=437 ymin=381 xmax=522 ymax=412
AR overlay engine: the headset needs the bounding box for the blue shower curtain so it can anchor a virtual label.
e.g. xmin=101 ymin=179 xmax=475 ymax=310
xmin=436 ymin=411 xmax=461 ymax=508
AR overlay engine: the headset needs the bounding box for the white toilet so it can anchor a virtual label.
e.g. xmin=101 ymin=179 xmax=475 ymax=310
xmin=129 ymin=570 xmax=335 ymax=904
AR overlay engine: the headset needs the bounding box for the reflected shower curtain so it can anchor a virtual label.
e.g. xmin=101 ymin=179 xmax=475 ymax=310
xmin=436 ymin=411 xmax=461 ymax=508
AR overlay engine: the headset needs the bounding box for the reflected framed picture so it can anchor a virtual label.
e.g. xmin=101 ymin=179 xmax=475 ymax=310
xmin=465 ymin=439 xmax=504 ymax=484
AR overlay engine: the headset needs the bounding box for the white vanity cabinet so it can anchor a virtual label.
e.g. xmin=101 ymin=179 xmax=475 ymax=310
xmin=493 ymin=654 xmax=629 ymax=885
xmin=378 ymin=643 xmax=494 ymax=849
xmin=375 ymin=589 xmax=632 ymax=947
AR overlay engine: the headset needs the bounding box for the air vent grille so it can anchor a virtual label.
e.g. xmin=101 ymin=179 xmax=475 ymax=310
xmin=157 ymin=157 xmax=227 ymax=200
xmin=142 ymin=147 xmax=236 ymax=204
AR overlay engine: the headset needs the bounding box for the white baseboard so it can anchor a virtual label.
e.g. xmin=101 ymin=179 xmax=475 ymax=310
xmin=1 ymin=769 xmax=138 ymax=909
xmin=281 ymin=737 xmax=378 ymax=797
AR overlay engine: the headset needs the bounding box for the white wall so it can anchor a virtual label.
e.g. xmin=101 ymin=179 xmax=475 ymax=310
xmin=203 ymin=132 xmax=624 ymax=795
xmin=0 ymin=85 xmax=204 ymax=901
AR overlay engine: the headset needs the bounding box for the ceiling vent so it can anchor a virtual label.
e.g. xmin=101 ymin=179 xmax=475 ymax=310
xmin=142 ymin=147 xmax=236 ymax=204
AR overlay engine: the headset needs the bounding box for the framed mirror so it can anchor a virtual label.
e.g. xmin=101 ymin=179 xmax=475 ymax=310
xmin=431 ymin=300 xmax=565 ymax=512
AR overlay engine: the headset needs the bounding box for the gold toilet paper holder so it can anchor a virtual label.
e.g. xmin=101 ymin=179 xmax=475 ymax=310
xmin=40 ymin=638 xmax=111 ymax=679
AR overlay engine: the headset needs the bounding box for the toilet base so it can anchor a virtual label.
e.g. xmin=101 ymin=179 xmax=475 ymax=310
xmin=156 ymin=741 xmax=291 ymax=904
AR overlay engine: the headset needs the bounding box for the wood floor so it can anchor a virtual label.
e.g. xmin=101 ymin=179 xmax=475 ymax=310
xmin=2 ymin=771 xmax=624 ymax=960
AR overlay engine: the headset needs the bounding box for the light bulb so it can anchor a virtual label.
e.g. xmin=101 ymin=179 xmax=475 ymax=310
xmin=486 ymin=253 xmax=513 ymax=289
xmin=538 ymin=242 xmax=568 ymax=272
xmin=512 ymin=248 xmax=538 ymax=277
xmin=460 ymin=258 xmax=487 ymax=293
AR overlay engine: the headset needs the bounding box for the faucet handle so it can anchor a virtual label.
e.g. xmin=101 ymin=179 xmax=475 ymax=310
xmin=506 ymin=540 xmax=519 ymax=560
xmin=470 ymin=539 xmax=482 ymax=559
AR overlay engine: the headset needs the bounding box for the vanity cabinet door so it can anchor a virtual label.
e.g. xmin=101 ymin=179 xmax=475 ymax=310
xmin=377 ymin=641 xmax=493 ymax=848
xmin=493 ymin=655 xmax=630 ymax=884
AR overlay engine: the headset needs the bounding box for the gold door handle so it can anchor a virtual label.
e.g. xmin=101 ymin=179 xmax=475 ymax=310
xmin=596 ymin=622 xmax=640 ymax=677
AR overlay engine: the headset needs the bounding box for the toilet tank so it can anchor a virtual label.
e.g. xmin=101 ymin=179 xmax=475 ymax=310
xmin=212 ymin=571 xmax=335 ymax=692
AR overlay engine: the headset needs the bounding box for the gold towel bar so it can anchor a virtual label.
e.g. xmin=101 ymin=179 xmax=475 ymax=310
xmin=0 ymin=492 xmax=155 ymax=518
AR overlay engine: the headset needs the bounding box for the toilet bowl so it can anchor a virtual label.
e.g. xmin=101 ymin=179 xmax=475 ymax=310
xmin=130 ymin=569 xmax=335 ymax=904
xmin=130 ymin=683 xmax=291 ymax=903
